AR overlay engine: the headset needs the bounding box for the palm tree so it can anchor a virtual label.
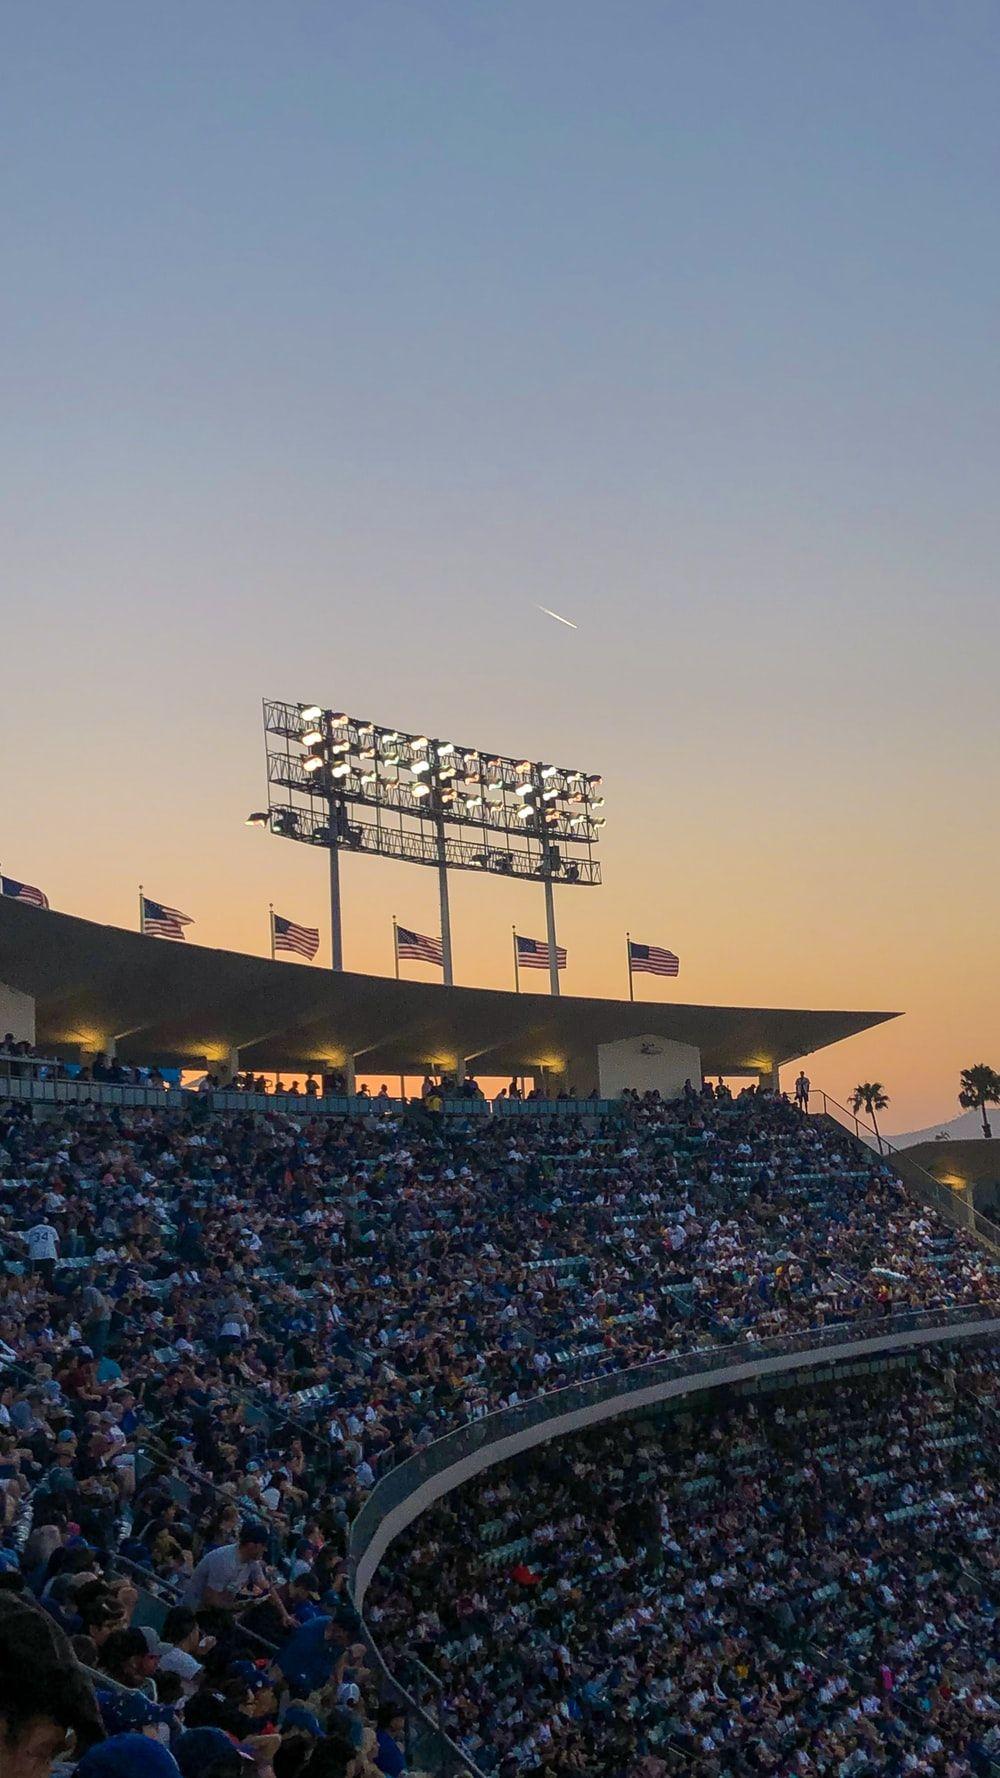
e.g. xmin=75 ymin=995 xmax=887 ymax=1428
xmin=850 ymin=1082 xmax=890 ymax=1154
xmin=958 ymin=1064 xmax=1000 ymax=1140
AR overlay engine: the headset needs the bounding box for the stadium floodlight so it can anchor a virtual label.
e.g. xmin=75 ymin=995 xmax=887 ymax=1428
xmin=258 ymin=698 xmax=604 ymax=989
xmin=245 ymin=811 xmax=270 ymax=827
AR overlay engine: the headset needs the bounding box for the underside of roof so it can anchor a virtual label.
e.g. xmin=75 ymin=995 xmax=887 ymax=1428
xmin=0 ymin=898 xmax=898 ymax=1076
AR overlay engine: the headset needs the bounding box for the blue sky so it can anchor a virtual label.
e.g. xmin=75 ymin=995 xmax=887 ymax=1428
xmin=2 ymin=1 xmax=998 ymax=1126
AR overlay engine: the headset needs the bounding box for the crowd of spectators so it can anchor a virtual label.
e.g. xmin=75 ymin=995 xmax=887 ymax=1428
xmin=0 ymin=1082 xmax=997 ymax=1774
xmin=0 ymin=1035 xmax=174 ymax=1091
xmin=372 ymin=1349 xmax=1000 ymax=1777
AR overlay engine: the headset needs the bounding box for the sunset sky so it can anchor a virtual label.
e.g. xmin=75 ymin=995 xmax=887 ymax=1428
xmin=3 ymin=2 xmax=998 ymax=1133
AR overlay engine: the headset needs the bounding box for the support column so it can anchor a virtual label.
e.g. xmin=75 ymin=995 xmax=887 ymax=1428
xmin=324 ymin=713 xmax=345 ymax=972
xmin=344 ymin=1055 xmax=357 ymax=1095
xmin=543 ymin=876 xmax=560 ymax=998
xmin=215 ymin=1048 xmax=240 ymax=1086
xmin=436 ymin=818 xmax=454 ymax=986
xmin=758 ymin=1064 xmax=781 ymax=1095
xmin=329 ymin=836 xmax=344 ymax=972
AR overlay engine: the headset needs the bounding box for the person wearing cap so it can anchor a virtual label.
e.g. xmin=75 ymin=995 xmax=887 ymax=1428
xmin=228 ymin=1660 xmax=279 ymax=1732
xmin=157 ymin=1605 xmax=213 ymax=1696
xmin=275 ymin=1612 xmax=368 ymax=1704
xmin=184 ymin=1521 xmax=291 ymax=1628
xmin=0 ymin=1592 xmax=103 ymax=1777
xmin=91 ymin=1684 xmax=178 ymax=1741
xmin=278 ymin=1704 xmax=324 ymax=1741
xmin=74 ymin=1734 xmax=181 ymax=1777
xmin=175 ymin=1725 xmax=255 ymax=1777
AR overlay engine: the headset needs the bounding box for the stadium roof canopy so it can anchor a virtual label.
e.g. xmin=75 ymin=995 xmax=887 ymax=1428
xmin=0 ymin=898 xmax=897 ymax=1080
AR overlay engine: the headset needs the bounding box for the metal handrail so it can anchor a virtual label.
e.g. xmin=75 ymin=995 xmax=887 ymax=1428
xmin=812 ymin=1089 xmax=1000 ymax=1254
xmin=358 ymin=1619 xmax=489 ymax=1778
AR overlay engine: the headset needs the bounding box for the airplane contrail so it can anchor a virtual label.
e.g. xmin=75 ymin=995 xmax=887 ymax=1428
xmin=537 ymin=605 xmax=578 ymax=629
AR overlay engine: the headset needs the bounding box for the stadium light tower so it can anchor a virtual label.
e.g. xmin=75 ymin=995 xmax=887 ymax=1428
xmin=254 ymin=699 xmax=604 ymax=984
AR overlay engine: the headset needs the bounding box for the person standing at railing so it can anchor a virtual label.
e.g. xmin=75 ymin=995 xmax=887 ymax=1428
xmin=795 ymin=1069 xmax=810 ymax=1112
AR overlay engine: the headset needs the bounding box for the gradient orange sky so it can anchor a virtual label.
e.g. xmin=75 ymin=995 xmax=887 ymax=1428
xmin=3 ymin=3 xmax=998 ymax=1135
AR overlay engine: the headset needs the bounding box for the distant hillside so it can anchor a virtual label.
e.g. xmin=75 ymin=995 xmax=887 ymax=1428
xmin=896 ymin=1107 xmax=998 ymax=1147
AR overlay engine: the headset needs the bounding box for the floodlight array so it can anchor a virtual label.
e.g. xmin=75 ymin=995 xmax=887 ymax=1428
xmin=260 ymin=700 xmax=603 ymax=886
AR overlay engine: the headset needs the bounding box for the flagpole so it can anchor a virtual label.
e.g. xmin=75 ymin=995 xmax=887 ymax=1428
xmin=139 ymin=884 xmax=144 ymax=935
xmin=269 ymin=903 xmax=275 ymax=960
xmin=626 ymin=931 xmax=634 ymax=1002
xmin=393 ymin=916 xmax=400 ymax=981
xmin=512 ymin=926 xmax=520 ymax=993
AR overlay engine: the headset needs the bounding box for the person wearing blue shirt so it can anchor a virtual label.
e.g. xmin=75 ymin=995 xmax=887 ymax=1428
xmin=375 ymin=1703 xmax=408 ymax=1776
xmin=276 ymin=1613 xmax=354 ymax=1694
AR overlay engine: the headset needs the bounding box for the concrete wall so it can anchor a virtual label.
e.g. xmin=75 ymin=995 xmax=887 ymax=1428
xmin=905 ymin=1140 xmax=1000 ymax=1218
xmin=597 ymin=1033 xmax=701 ymax=1100
xmin=353 ymin=1314 xmax=1000 ymax=1603
xmin=0 ymin=982 xmax=35 ymax=1044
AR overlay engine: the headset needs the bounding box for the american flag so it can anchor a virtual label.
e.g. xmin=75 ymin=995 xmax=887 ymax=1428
xmin=1 ymin=875 xmax=49 ymax=909
xmin=396 ymin=925 xmax=444 ymax=966
xmin=273 ymin=911 xmax=320 ymax=961
xmin=141 ymin=896 xmax=193 ymax=941
xmin=629 ymin=939 xmax=679 ymax=977
xmin=516 ymin=934 xmax=567 ymax=971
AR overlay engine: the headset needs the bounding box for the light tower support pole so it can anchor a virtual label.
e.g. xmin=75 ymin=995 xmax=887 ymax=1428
xmin=324 ymin=711 xmax=344 ymax=972
xmin=328 ymin=820 xmax=344 ymax=971
xmin=544 ymin=874 xmax=560 ymax=998
xmin=535 ymin=763 xmax=561 ymax=998
xmin=435 ymin=815 xmax=454 ymax=986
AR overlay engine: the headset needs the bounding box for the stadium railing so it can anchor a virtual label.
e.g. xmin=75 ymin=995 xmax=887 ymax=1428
xmin=348 ymin=1304 xmax=1000 ymax=1774
xmin=0 ymin=1072 xmax=619 ymax=1118
xmin=812 ymin=1089 xmax=1000 ymax=1255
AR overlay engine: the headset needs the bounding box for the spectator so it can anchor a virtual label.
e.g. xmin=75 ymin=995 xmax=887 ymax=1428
xmin=374 ymin=1704 xmax=407 ymax=1777
xmin=75 ymin=1736 xmax=182 ymax=1776
xmin=184 ymin=1522 xmax=283 ymax=1622
xmin=0 ymin=1592 xmax=102 ymax=1776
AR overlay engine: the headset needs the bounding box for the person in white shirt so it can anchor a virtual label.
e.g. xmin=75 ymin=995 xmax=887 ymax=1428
xmin=25 ymin=1221 xmax=60 ymax=1284
xmin=155 ymin=1606 xmax=212 ymax=1697
xmin=183 ymin=1522 xmax=293 ymax=1629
